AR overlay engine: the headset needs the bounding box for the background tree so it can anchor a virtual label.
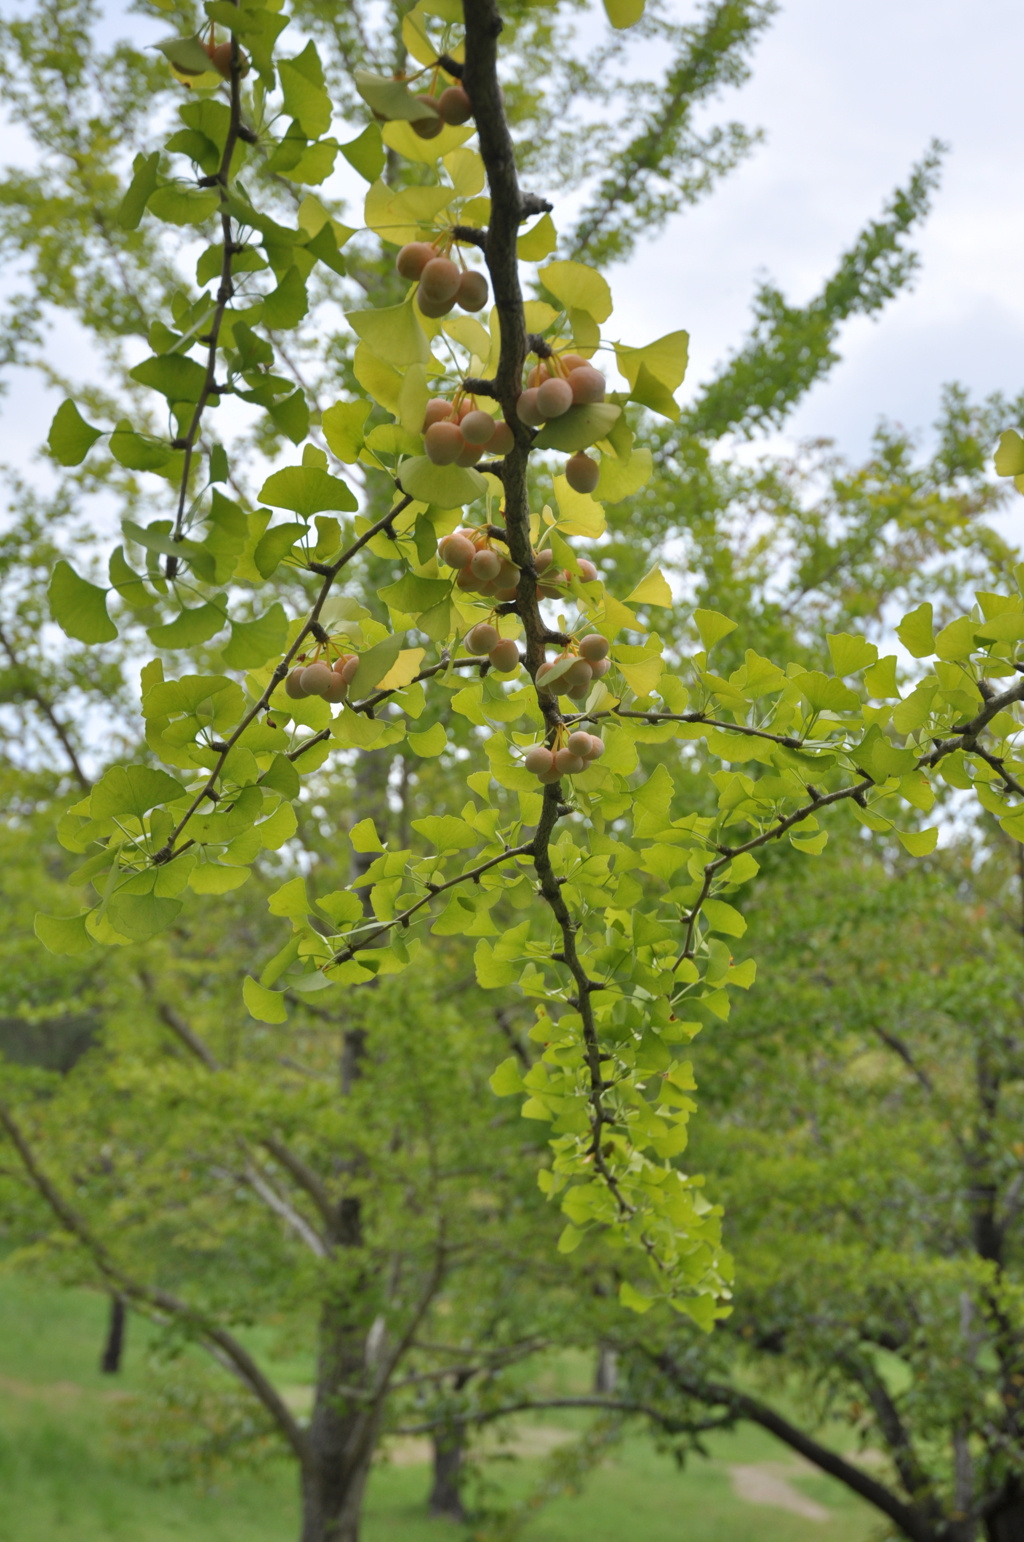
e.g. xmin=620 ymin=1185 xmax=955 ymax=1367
xmin=2 ymin=4 xmax=1024 ymax=1542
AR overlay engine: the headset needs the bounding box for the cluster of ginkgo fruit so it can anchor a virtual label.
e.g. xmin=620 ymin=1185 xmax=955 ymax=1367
xmin=410 ymin=79 xmax=474 ymax=136
xmin=518 ymin=354 xmax=605 ymax=495
xmin=536 ymin=632 xmax=611 ymax=700
xmin=396 ymin=241 xmax=489 ymax=319
xmin=524 ymin=728 xmax=606 ymax=783
xmin=437 ymin=527 xmax=598 ymax=598
xmin=284 ymin=650 xmax=360 ymax=704
xmin=422 ymin=396 xmax=514 ymax=466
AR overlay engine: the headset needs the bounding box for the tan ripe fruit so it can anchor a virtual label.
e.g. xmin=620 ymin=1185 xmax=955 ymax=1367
xmin=524 ymin=745 xmax=557 ymax=780
xmin=488 ymin=421 xmax=515 ymax=456
xmin=205 ymin=39 xmax=250 ymax=77
xmin=396 ymin=242 xmax=436 ymax=280
xmin=416 ymin=287 xmax=455 ymax=318
xmin=489 ymin=638 xmax=520 ymax=672
xmin=285 ymin=667 xmax=310 ymax=699
xmin=424 ymin=421 xmax=465 ymax=464
xmin=536 ymin=376 xmax=573 ymax=419
xmin=423 ymin=397 xmax=455 ymax=430
xmin=470 ymin=548 xmax=502 ymax=582
xmin=322 ymin=671 xmax=348 ymax=703
xmin=300 ymin=662 xmax=334 ymax=697
xmin=466 ymin=621 xmax=500 ymax=654
xmin=579 ymin=633 xmax=610 ymax=662
xmin=554 ymin=747 xmax=586 ymax=775
xmin=565 ymin=452 xmax=600 ymax=494
xmin=419 ymin=256 xmax=461 ymax=303
xmin=461 ymin=409 xmax=497 ymax=445
xmin=438 ymin=85 xmax=473 ymax=123
xmin=567 ymin=365 xmax=605 ymax=404
xmin=438 ymin=532 xmax=476 ymax=569
xmin=456 ymin=270 xmax=489 ymax=312
xmin=411 ymin=96 xmax=444 ymax=137
xmin=516 ymin=388 xmax=544 ymax=428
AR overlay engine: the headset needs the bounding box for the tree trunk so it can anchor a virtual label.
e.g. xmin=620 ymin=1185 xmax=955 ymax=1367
xmin=298 ymin=1298 xmax=383 ymax=1542
xmin=985 ymin=1484 xmax=1024 ymax=1542
xmin=429 ymin=1433 xmax=466 ymax=1520
xmin=100 ymin=1293 xmax=126 ymax=1374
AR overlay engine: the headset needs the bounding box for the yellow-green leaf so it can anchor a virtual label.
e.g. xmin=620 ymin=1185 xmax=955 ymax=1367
xmin=538 ymin=260 xmax=612 ymax=323
xmin=897 ymin=602 xmax=934 ymax=659
xmin=243 ymin=975 xmax=288 ymax=1023
xmin=896 ymin=826 xmax=938 ymax=856
xmin=407 ymin=721 xmax=447 ymax=757
xmin=626 ymin=567 xmax=672 ymax=607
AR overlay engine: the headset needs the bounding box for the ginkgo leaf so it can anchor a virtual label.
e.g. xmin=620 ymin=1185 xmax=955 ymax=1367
xmin=897 ymin=602 xmax=935 ymax=659
xmin=407 ymin=722 xmax=447 ymax=756
xmin=48 ymin=400 xmax=102 ymax=466
xmin=532 ymin=403 xmax=620 ymax=452
xmin=517 ymin=214 xmax=558 ymax=261
xmin=243 ymin=975 xmax=288 ymax=1023
xmin=693 ymin=609 xmax=737 ymax=650
xmin=340 ymin=124 xmax=386 ymax=182
xmin=49 ymin=561 xmax=117 ymax=643
xmin=539 ymin=260 xmax=613 ymax=323
xmin=603 ymin=0 xmax=645 ymax=27
xmin=396 ymin=456 xmax=487 ymax=505
xmin=322 ymin=399 xmax=371 ymax=462
xmin=995 ymin=429 xmax=1024 ymax=477
xmin=382 ymin=119 xmax=475 ymax=163
xmin=626 ymin=567 xmax=672 ymax=607
xmin=346 ymin=302 xmax=429 ymax=366
xmin=34 ymin=912 xmax=93 ymax=957
xmin=353 ymin=69 xmax=441 ymax=122
xmin=259 ymin=465 xmax=357 ymax=515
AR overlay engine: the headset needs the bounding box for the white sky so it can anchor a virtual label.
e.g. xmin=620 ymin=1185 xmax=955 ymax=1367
xmin=2 ymin=0 xmax=1024 ymax=477
xmin=614 ymin=0 xmax=1024 ymax=460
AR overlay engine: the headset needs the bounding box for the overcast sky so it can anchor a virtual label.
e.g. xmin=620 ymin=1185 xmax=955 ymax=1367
xmin=612 ymin=0 xmax=1024 ymax=463
xmin=3 ymin=0 xmax=1024 ymax=479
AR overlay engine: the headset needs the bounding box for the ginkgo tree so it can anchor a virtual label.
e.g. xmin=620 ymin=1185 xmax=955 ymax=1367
xmin=15 ymin=0 xmax=1024 ymax=1535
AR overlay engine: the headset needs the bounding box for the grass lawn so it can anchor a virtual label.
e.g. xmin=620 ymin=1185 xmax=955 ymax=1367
xmin=0 ymin=1274 xmax=878 ymax=1541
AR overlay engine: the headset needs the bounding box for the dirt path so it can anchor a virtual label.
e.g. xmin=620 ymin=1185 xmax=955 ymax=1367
xmin=729 ymin=1462 xmax=830 ymax=1522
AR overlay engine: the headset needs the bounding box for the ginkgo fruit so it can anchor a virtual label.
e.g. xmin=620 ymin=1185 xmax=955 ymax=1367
xmin=438 ymin=84 xmax=472 ymax=123
xmin=456 ymin=271 xmax=488 ymax=312
xmin=536 ymin=377 xmax=573 ymax=419
xmin=523 ymin=745 xmax=557 ymax=780
xmin=205 ymin=38 xmax=249 ymax=77
xmin=397 ymin=242 xmax=437 ymax=280
xmin=466 ymin=621 xmax=500 ymax=655
xmin=300 ymin=662 xmax=334 ymax=696
xmin=423 ymin=397 xmax=456 ymax=430
xmin=565 ymin=452 xmax=599 ymax=493
xmin=516 ymin=388 xmax=543 ymax=427
xmin=489 ymin=421 xmax=515 ymax=455
xmin=420 ymin=257 xmax=460 ymax=302
xmin=411 ymin=96 xmax=444 ymax=138
xmin=577 ymin=558 xmax=598 ymax=582
xmin=333 ymin=655 xmax=359 ymax=683
xmin=438 ymin=532 xmax=475 ymax=569
xmin=567 ymin=365 xmax=605 ymax=404
xmin=489 ymin=638 xmax=520 ymax=672
xmin=554 ymin=747 xmax=585 ymax=774
xmin=285 ymin=667 xmax=310 ymax=699
xmin=470 ymin=548 xmax=502 ymax=582
xmin=578 ymin=633 xmax=610 ymax=662
xmin=461 ymin=409 xmax=497 ymax=445
xmin=424 ymin=421 xmax=464 ymax=465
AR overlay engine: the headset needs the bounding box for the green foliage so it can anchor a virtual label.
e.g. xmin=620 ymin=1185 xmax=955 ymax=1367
xmin=5 ymin=0 xmax=1024 ymax=1538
